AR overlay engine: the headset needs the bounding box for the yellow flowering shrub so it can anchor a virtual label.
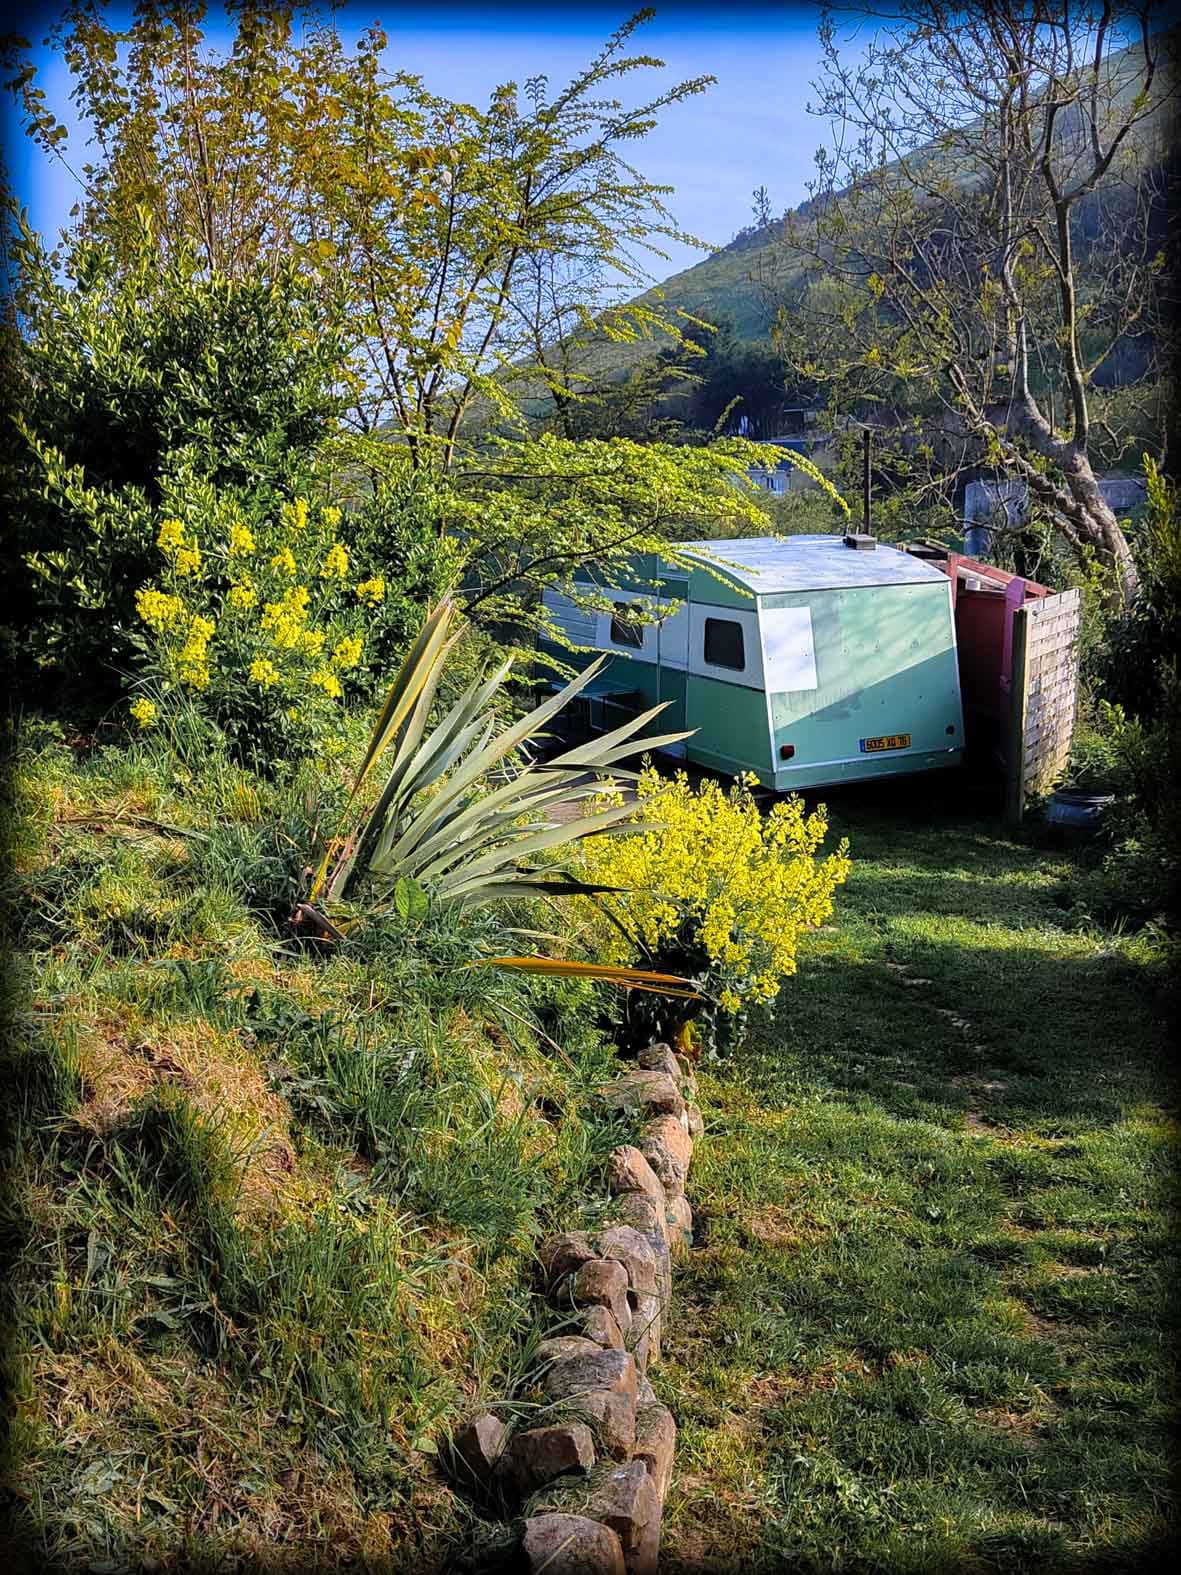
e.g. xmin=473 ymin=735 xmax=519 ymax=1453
xmin=132 ymin=492 xmax=377 ymax=769
xmin=320 ymin=541 xmax=349 ymax=580
xmin=581 ymin=767 xmax=850 ymax=1054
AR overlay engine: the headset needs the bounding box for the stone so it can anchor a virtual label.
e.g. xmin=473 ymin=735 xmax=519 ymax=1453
xmin=522 ymin=1513 xmax=625 ymax=1575
xmin=581 ymin=1304 xmax=625 ymax=1350
xmin=542 ymin=1346 xmax=636 ymax=1405
xmin=575 ymin=1388 xmax=637 ymax=1461
xmin=588 ymin=1460 xmax=659 ymax=1555
xmin=636 ymin=1373 xmax=657 ymax=1407
xmin=510 ymin=1423 xmax=595 ymax=1494
xmin=605 ymin=1206 xmax=671 ymax=1305
xmin=614 ymin=1190 xmax=670 ymax=1278
xmin=640 ymin=1115 xmax=692 ymax=1196
xmin=538 ymin=1232 xmax=598 ymax=1293
xmin=571 ymin=1258 xmax=631 ymax=1330
xmin=637 ymin=1044 xmax=682 ymax=1081
xmin=595 ymin=1226 xmax=659 ymax=1297
xmin=449 ymin=1412 xmax=506 ymax=1488
xmin=628 ymin=1291 xmax=662 ymax=1369
xmin=665 ymin=1194 xmax=693 ymax=1255
xmin=538 ymin=1335 xmax=607 ymax=1368
xmin=628 ymin=1504 xmax=662 ymax=1575
xmin=600 ymin=1071 xmax=685 ymax=1120
xmin=633 ymin=1404 xmax=676 ymax=1503
xmin=607 ymin=1145 xmax=666 ymax=1209
xmin=616 ymin=1189 xmax=666 ymax=1241
xmin=685 ymin=1102 xmax=705 ymax=1139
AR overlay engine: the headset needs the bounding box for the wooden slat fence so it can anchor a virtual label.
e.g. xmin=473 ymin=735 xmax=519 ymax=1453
xmin=1006 ymin=587 xmax=1083 ymax=823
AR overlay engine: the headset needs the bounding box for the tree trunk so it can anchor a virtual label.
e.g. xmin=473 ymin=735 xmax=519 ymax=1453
xmin=1059 ymin=450 xmax=1140 ymax=605
xmin=1007 ymin=411 xmax=1140 ymax=604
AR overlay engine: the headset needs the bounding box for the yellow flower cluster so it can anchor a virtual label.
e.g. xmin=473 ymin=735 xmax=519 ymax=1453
xmin=332 ymin=634 xmax=363 ymax=669
xmin=158 ymin=517 xmax=201 ymax=577
xmin=261 ymin=585 xmax=312 ymax=648
xmin=178 ymin=614 xmax=215 ymax=689
xmin=310 ymin=667 xmax=342 ymax=698
xmin=582 ymin=768 xmax=851 ymax=1014
xmin=135 ymin=491 xmax=373 ymax=743
xmin=136 ymin=588 xmax=186 ymax=631
xmin=157 ymin=518 xmax=186 ymax=554
xmin=228 ymin=521 xmax=256 ymax=557
xmin=250 ymin=657 xmax=280 ymax=688
xmin=320 ymin=541 xmax=349 ymax=580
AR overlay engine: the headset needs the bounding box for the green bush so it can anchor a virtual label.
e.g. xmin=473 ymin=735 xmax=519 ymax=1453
xmin=127 ymin=478 xmax=386 ymax=771
xmin=1097 ymin=458 xmax=1181 ymax=722
xmin=333 ymin=469 xmax=459 ymax=683
xmin=2 ymin=217 xmax=343 ymax=694
xmin=1065 ymin=686 xmax=1179 ymax=929
xmin=1063 ymin=458 xmax=1180 ymax=932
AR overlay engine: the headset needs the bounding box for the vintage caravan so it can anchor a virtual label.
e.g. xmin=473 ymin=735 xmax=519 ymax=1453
xmin=539 ymin=535 xmax=965 ymax=792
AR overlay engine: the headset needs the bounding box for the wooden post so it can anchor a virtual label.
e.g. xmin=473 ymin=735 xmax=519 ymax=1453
xmin=862 ymin=427 xmax=872 ymax=536
xmin=1006 ymin=605 xmax=1031 ymax=825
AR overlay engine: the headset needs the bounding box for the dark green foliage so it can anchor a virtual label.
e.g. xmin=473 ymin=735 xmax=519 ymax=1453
xmin=1097 ymin=459 xmax=1181 ymax=722
xmin=1065 ymin=460 xmax=1181 ymax=930
xmin=337 ymin=469 xmax=458 ymax=684
xmin=2 ymin=218 xmax=343 ymax=695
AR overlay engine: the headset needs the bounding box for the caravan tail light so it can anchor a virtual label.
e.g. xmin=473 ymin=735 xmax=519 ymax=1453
xmin=779 ymin=743 xmax=795 ymax=761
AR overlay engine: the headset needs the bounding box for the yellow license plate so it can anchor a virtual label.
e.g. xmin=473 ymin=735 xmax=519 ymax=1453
xmin=860 ymin=733 xmax=911 ymax=753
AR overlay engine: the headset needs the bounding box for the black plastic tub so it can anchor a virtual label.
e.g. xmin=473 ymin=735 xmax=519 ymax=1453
xmin=1045 ymin=789 xmax=1115 ymax=835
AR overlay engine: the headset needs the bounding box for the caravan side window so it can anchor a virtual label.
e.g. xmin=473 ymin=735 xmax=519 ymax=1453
xmin=609 ymin=603 xmax=643 ymax=649
xmin=703 ymin=617 xmax=744 ymax=671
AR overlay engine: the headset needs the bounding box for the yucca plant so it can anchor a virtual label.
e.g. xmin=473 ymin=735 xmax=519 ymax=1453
xmin=302 ymin=596 xmax=692 ymax=933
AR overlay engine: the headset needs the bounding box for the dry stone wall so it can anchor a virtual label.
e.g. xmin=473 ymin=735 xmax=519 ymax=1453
xmin=446 ymin=1043 xmax=703 ymax=1574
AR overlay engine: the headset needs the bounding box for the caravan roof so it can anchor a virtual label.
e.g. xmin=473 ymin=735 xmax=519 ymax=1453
xmin=674 ymin=535 xmax=949 ymax=595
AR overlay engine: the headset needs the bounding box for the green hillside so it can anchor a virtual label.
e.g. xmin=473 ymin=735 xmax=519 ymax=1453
xmin=578 ymin=30 xmax=1174 ymax=391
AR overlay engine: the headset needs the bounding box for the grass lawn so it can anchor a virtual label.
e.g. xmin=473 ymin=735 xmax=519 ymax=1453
xmin=4 ymin=736 xmax=1174 ymax=1573
xmin=657 ymin=775 xmax=1177 ymax=1574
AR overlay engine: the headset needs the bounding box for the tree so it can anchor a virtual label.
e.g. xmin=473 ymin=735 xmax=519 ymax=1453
xmin=772 ymin=1 xmax=1174 ymax=601
xmin=4 ymin=4 xmax=714 ymax=465
xmin=1 ymin=213 xmax=343 ymax=687
xmin=337 ymin=429 xmax=777 ymax=648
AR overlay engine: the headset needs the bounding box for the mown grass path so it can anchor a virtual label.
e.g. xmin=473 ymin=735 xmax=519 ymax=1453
xmin=657 ymin=778 xmax=1176 ymax=1574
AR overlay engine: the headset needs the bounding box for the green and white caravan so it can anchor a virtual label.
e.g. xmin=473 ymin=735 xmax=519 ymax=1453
xmin=539 ymin=535 xmax=965 ymax=791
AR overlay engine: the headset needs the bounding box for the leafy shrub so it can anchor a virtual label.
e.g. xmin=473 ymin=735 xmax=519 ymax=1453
xmin=1063 ymin=458 xmax=1180 ymax=933
xmin=3 ymin=218 xmax=342 ymax=692
xmin=1065 ymin=685 xmax=1179 ymax=930
xmin=581 ymin=768 xmax=851 ymax=1055
xmin=1097 ymin=457 xmax=1181 ymax=721
xmin=332 ymin=467 xmax=460 ymax=682
xmin=129 ymin=483 xmax=383 ymax=771
xmin=306 ymin=597 xmax=686 ymax=921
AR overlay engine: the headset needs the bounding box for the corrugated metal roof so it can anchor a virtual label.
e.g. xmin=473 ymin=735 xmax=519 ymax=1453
xmin=675 ymin=535 xmax=950 ymax=594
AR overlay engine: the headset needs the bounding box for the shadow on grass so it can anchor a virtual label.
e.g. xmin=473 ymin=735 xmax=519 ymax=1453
xmin=751 ymin=935 xmax=1166 ymax=1132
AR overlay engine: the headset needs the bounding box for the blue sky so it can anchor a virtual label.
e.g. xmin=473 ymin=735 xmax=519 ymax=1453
xmin=3 ymin=1 xmax=856 ymax=281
